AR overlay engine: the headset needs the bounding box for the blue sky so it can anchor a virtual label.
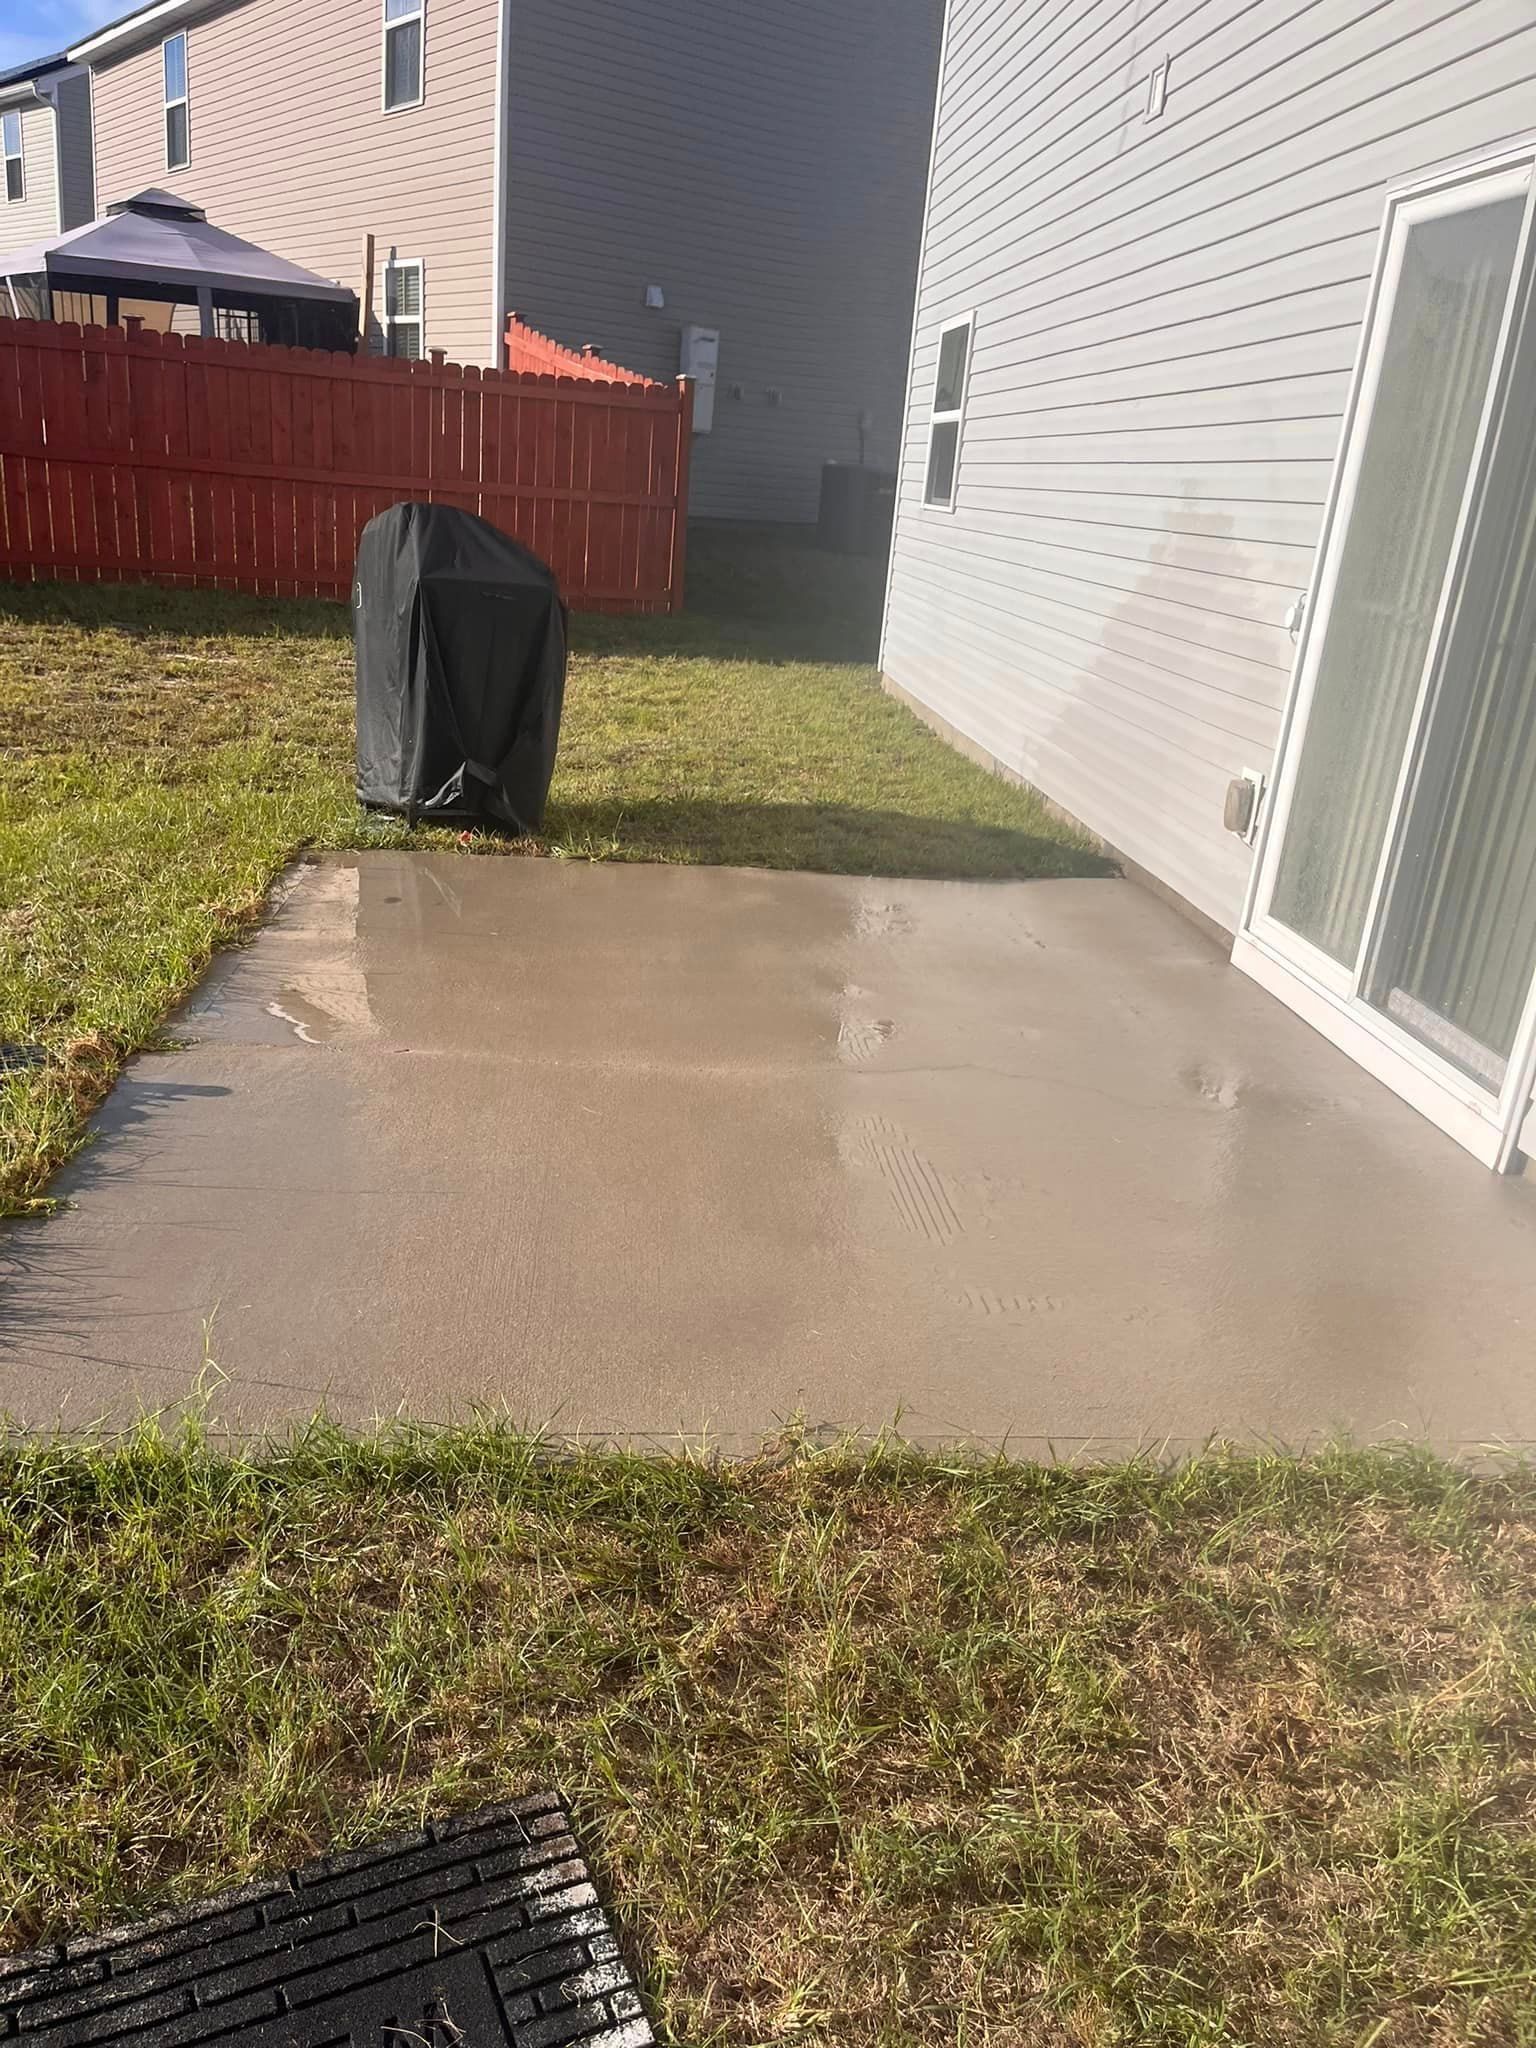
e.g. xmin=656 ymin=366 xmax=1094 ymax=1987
xmin=1 ymin=0 xmax=126 ymax=71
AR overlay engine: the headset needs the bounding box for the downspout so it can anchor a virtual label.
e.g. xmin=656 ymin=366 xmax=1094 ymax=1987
xmin=488 ymin=0 xmax=511 ymax=366
xmin=37 ymin=67 xmax=95 ymax=231
xmin=50 ymin=87 xmax=67 ymax=230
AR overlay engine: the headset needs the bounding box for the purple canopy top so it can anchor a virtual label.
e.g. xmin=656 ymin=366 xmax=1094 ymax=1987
xmin=0 ymin=188 xmax=354 ymax=303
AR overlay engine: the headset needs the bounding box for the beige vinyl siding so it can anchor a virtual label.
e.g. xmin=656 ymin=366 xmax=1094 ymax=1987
xmin=881 ymin=0 xmax=1536 ymax=933
xmin=89 ymin=0 xmax=498 ymax=366
xmin=502 ymin=0 xmax=941 ymax=522
xmin=0 ymin=99 xmax=62 ymax=245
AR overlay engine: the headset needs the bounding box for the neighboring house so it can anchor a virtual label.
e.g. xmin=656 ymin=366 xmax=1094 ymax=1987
xmin=881 ymin=0 xmax=1536 ymax=1174
xmin=0 ymin=51 xmax=95 ymax=246
xmin=67 ymin=0 xmax=941 ymax=522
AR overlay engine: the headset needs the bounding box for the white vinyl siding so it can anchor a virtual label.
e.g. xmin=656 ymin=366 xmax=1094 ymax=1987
xmin=881 ymin=0 xmax=1536 ymax=934
xmin=162 ymin=33 xmax=188 ymax=169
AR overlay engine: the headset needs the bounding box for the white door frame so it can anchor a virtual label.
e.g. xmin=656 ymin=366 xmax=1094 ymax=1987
xmin=1233 ymin=143 xmax=1536 ymax=1171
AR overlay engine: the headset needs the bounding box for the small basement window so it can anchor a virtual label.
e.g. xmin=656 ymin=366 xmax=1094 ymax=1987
xmin=384 ymin=257 xmax=423 ymax=357
xmin=163 ymin=32 xmax=189 ymax=170
xmin=2 ymin=111 xmax=22 ymax=203
xmin=924 ymin=315 xmax=973 ymax=509
xmin=383 ymin=0 xmax=424 ymax=110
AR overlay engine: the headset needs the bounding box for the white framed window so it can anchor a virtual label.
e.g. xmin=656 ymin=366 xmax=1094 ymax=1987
xmin=384 ymin=256 xmax=424 ymax=357
xmin=163 ymin=32 xmax=189 ymax=170
xmin=383 ymin=0 xmax=424 ymax=110
xmin=924 ymin=315 xmax=973 ymax=509
xmin=2 ymin=111 xmax=22 ymax=203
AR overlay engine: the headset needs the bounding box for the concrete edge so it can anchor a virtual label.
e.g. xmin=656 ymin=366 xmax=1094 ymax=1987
xmin=881 ymin=672 xmax=1236 ymax=955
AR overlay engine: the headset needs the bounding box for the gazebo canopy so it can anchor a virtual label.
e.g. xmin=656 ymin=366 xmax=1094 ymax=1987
xmin=0 ymin=189 xmax=357 ymax=348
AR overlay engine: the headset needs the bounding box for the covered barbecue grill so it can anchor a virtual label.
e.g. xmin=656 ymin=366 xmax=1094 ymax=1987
xmin=354 ymin=503 xmax=567 ymax=834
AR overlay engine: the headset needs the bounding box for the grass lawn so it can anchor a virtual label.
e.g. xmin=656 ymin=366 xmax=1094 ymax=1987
xmin=1 ymin=1426 xmax=1533 ymax=2046
xmin=11 ymin=546 xmax=1528 ymax=2048
xmin=0 ymin=532 xmax=1106 ymax=1214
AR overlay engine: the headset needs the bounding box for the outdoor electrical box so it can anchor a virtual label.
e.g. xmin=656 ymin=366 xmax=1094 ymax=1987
xmin=1223 ymin=768 xmax=1265 ymax=844
xmin=680 ymin=324 xmax=719 ymax=432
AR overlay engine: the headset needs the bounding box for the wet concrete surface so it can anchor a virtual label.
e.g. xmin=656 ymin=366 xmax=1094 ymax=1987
xmin=4 ymin=852 xmax=1536 ymax=1449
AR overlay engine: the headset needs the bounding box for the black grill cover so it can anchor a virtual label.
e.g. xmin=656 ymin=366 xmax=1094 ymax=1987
xmin=354 ymin=502 xmax=567 ymax=832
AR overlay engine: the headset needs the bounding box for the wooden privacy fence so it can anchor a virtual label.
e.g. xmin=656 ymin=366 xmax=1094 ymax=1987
xmin=0 ymin=318 xmax=693 ymax=612
xmin=504 ymin=312 xmax=655 ymax=384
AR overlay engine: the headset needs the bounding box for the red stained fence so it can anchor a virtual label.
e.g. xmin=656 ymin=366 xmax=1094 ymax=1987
xmin=0 ymin=318 xmax=693 ymax=613
xmin=504 ymin=312 xmax=655 ymax=385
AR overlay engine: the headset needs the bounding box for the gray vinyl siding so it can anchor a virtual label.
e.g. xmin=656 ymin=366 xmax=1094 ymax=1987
xmin=502 ymin=0 xmax=941 ymax=522
xmin=881 ymin=0 xmax=1536 ymax=934
xmin=0 ymin=99 xmax=62 ymax=244
xmin=51 ymin=71 xmax=95 ymax=227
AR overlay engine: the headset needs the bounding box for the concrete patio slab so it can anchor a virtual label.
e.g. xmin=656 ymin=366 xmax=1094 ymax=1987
xmin=3 ymin=853 xmax=1535 ymax=1450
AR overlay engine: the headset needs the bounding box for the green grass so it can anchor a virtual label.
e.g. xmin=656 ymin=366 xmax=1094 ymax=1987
xmin=5 ymin=548 xmax=1531 ymax=2045
xmin=0 ymin=532 xmax=1106 ymax=1213
xmin=1 ymin=1426 xmax=1533 ymax=2045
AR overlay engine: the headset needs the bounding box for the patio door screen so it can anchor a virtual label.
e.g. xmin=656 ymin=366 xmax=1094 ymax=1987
xmin=1235 ymin=149 xmax=1536 ymax=1169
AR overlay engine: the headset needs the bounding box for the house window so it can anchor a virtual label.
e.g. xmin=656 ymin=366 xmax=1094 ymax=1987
xmin=924 ymin=315 xmax=973 ymax=509
xmin=163 ymin=33 xmax=189 ymax=170
xmin=384 ymin=257 xmax=423 ymax=357
xmin=2 ymin=112 xmax=22 ymax=203
xmin=383 ymin=0 xmax=424 ymax=110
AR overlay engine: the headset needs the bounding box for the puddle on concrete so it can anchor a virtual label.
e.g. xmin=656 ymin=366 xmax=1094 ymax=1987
xmin=265 ymin=868 xmax=377 ymax=1044
xmin=265 ymin=991 xmax=350 ymax=1045
xmin=180 ymin=862 xmax=379 ymax=1047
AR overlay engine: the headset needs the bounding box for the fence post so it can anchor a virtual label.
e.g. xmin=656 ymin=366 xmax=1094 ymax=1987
xmin=668 ymin=376 xmax=694 ymax=616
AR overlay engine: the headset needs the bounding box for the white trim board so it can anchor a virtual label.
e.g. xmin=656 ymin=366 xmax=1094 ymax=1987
xmin=69 ymin=0 xmax=209 ymax=66
xmin=1234 ymin=932 xmax=1509 ymax=1168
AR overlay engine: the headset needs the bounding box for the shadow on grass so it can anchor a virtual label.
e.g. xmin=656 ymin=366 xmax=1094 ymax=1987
xmin=0 ymin=578 xmax=352 ymax=643
xmin=541 ymin=797 xmax=1115 ymax=882
xmin=0 ymin=523 xmax=890 ymax=666
xmin=577 ymin=523 xmax=890 ymax=666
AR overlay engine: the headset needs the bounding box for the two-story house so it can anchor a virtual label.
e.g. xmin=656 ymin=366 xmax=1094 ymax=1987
xmin=64 ymin=0 xmax=941 ymax=523
xmin=0 ymin=51 xmax=95 ymax=248
xmin=881 ymin=0 xmax=1536 ymax=1175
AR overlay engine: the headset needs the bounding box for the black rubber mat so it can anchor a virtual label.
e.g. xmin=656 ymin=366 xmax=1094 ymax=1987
xmin=0 ymin=1794 xmax=653 ymax=2048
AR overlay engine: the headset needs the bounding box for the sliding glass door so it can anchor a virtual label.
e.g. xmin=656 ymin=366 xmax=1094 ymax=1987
xmin=1236 ymin=152 xmax=1536 ymax=1169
